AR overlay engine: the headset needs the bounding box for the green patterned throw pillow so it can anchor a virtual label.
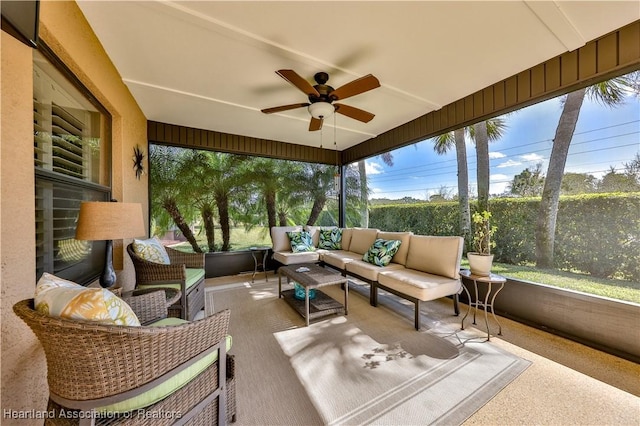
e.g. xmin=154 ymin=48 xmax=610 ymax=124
xmin=362 ymin=239 xmax=402 ymax=267
xmin=318 ymin=228 xmax=342 ymax=250
xmin=287 ymin=231 xmax=316 ymax=253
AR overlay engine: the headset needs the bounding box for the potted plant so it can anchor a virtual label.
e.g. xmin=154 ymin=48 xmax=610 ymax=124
xmin=467 ymin=210 xmax=497 ymax=276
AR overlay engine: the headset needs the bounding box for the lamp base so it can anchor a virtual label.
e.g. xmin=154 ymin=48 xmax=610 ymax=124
xmin=100 ymin=239 xmax=117 ymax=288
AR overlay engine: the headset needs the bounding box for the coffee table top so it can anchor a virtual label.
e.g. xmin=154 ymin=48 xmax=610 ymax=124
xmin=278 ymin=263 xmax=348 ymax=288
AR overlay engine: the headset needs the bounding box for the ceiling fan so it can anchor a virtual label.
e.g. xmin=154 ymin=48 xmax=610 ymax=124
xmin=261 ymin=69 xmax=380 ymax=131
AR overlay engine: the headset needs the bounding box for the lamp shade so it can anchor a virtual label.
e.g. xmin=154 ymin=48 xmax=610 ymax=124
xmin=75 ymin=201 xmax=145 ymax=241
xmin=308 ymin=102 xmax=335 ymax=119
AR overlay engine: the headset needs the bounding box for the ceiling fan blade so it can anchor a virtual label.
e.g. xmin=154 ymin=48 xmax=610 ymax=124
xmin=330 ymin=74 xmax=380 ymax=101
xmin=261 ymin=103 xmax=310 ymax=114
xmin=309 ymin=117 xmax=323 ymax=131
xmin=334 ymin=103 xmax=375 ymax=123
xmin=276 ymin=69 xmax=320 ymax=98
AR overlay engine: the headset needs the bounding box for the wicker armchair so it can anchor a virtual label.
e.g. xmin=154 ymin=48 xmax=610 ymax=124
xmin=13 ymin=292 xmax=236 ymax=426
xmin=127 ymin=243 xmax=206 ymax=320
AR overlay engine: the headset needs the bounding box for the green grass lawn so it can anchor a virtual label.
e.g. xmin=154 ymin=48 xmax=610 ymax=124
xmin=169 ymin=227 xmax=639 ymax=304
xmin=461 ymin=259 xmax=640 ymax=304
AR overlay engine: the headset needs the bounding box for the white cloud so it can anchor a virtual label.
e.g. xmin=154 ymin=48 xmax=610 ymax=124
xmin=490 ymin=173 xmax=510 ymax=181
xmin=496 ymin=159 xmax=522 ymax=168
xmin=490 ymin=181 xmax=510 ymax=195
xmin=365 ymin=161 xmax=384 ymax=175
xmin=520 ymin=153 xmax=544 ymax=162
xmin=489 ymin=152 xmax=506 ymax=159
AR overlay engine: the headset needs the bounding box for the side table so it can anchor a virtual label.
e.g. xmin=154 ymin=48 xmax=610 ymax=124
xmin=249 ymin=246 xmax=270 ymax=283
xmin=460 ymin=269 xmax=507 ymax=341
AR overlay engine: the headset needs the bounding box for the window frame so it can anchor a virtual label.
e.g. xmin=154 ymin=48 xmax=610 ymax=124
xmin=34 ymin=42 xmax=112 ymax=285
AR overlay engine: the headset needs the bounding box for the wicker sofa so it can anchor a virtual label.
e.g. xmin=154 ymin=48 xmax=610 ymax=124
xmin=271 ymin=226 xmax=464 ymax=330
xmin=14 ymin=290 xmax=236 ymax=425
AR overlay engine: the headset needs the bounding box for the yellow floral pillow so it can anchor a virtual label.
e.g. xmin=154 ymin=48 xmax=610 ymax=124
xmin=34 ymin=273 xmax=140 ymax=326
xmin=133 ymin=237 xmax=171 ymax=264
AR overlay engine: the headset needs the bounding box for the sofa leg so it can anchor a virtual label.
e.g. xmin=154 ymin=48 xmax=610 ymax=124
xmin=414 ymin=300 xmax=421 ymax=330
xmin=371 ymin=283 xmax=378 ymax=306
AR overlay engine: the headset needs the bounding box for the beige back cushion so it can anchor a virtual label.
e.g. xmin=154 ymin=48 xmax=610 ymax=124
xmin=348 ymin=228 xmax=380 ymax=254
xmin=405 ymin=235 xmax=463 ymax=279
xmin=271 ymin=226 xmax=302 ymax=252
xmin=305 ymin=225 xmax=338 ymax=247
xmin=377 ymin=231 xmax=413 ymax=265
xmin=340 ymin=228 xmax=353 ymax=251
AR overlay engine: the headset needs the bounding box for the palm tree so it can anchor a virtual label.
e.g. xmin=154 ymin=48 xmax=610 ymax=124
xmin=433 ymin=128 xmax=471 ymax=243
xmin=535 ymin=72 xmax=639 ymax=268
xmin=433 ymin=119 xmax=507 ymax=245
xmin=189 ymin=151 xmax=250 ymax=252
xmin=302 ymin=163 xmax=336 ymax=226
xmin=149 ymin=145 xmax=202 ymax=252
xmin=470 ymin=118 xmax=508 ymax=213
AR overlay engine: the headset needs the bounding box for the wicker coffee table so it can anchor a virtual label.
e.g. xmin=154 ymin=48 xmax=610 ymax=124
xmin=278 ymin=263 xmax=349 ymax=326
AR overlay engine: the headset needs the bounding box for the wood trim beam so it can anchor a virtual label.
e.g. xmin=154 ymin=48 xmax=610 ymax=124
xmin=148 ymin=121 xmax=337 ymax=165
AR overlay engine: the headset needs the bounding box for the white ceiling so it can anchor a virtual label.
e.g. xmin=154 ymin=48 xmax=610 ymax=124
xmin=77 ymin=1 xmax=640 ymax=152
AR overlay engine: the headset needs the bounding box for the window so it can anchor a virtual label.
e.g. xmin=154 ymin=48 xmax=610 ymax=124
xmin=33 ymin=46 xmax=111 ymax=284
xmin=344 ymin=70 xmax=640 ymax=303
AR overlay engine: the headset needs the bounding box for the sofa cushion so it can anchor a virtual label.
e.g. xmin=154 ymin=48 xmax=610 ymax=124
xmin=305 ymin=225 xmax=338 ymax=247
xmin=340 ymin=228 xmax=353 ymax=251
xmin=346 ymin=260 xmax=405 ymax=282
xmin=271 ymin=226 xmax=302 ymax=252
xmin=318 ymin=228 xmax=343 ymax=250
xmin=321 ymin=250 xmax=361 ymax=270
xmin=378 ymin=268 xmax=462 ymax=302
xmin=273 ymin=250 xmax=321 ymax=265
xmin=137 ymin=268 xmax=204 ymax=292
xmin=133 ymin=237 xmax=170 ymax=265
xmin=405 ymin=235 xmax=464 ymax=279
xmin=347 ymin=228 xmax=380 ymax=255
xmin=287 ymin=231 xmax=316 ymax=252
xmin=34 ymin=273 xmax=140 ymax=326
xmin=362 ymin=238 xmax=403 ymax=267
xmin=97 ymin=335 xmax=233 ymax=413
xmin=377 ymin=231 xmax=413 ymax=265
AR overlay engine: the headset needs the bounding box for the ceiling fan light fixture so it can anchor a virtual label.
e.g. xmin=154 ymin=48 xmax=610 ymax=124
xmin=308 ymin=102 xmax=335 ymax=119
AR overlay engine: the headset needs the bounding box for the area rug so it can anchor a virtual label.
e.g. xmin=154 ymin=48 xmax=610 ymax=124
xmin=206 ymin=278 xmax=531 ymax=426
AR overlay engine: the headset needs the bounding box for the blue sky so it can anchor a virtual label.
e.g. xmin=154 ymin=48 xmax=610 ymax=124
xmin=365 ymin=91 xmax=640 ymax=200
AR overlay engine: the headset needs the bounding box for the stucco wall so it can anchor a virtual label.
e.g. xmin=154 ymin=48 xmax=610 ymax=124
xmin=1 ymin=2 xmax=148 ymax=422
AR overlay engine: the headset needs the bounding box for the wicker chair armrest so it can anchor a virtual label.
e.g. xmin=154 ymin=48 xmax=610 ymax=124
xmin=122 ymin=290 xmax=168 ymax=324
xmin=13 ymin=300 xmax=231 ymax=402
xmin=135 ymin=262 xmax=187 ymax=284
xmin=166 ymin=246 xmax=205 ymax=268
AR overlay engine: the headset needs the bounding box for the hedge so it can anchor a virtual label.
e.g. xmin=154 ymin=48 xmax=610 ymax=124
xmin=369 ymin=193 xmax=640 ymax=281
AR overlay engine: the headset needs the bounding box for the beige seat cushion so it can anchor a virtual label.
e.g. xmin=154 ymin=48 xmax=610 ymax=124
xmin=378 ymin=268 xmax=462 ymax=302
xmin=273 ymin=250 xmax=320 ymax=265
xmin=271 ymin=226 xmax=302 ymax=252
xmin=347 ymin=228 xmax=380 ymax=254
xmin=346 ymin=260 xmax=405 ymax=282
xmin=405 ymin=235 xmax=464 ymax=279
xmin=376 ymin=231 xmax=413 ymax=266
xmin=321 ymin=250 xmax=362 ymax=270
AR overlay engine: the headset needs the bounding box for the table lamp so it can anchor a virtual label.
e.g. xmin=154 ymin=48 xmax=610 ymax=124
xmin=75 ymin=200 xmax=145 ymax=288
